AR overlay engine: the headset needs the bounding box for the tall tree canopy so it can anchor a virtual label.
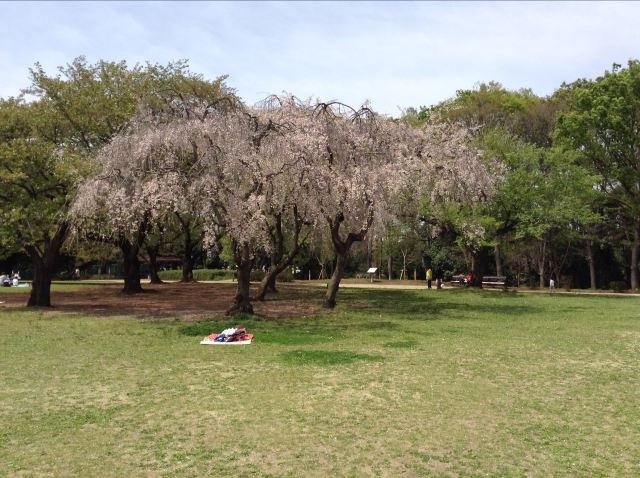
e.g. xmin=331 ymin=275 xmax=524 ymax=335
xmin=556 ymin=60 xmax=640 ymax=288
xmin=1 ymin=57 xmax=237 ymax=305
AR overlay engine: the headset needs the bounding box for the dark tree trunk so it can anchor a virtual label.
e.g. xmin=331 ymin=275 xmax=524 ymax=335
xmin=538 ymin=238 xmax=547 ymax=289
xmin=254 ymin=210 xmax=303 ymax=301
xmin=631 ymin=223 xmax=639 ymax=291
xmin=176 ymin=213 xmax=196 ymax=283
xmin=322 ymin=208 xmax=373 ymax=308
xmin=121 ymin=240 xmax=143 ymax=294
xmin=267 ymin=274 xmax=277 ymax=292
xmin=494 ymin=244 xmax=503 ymax=277
xmin=27 ymin=259 xmax=53 ymax=307
xmin=586 ymin=240 xmax=597 ymax=290
xmin=146 ymin=245 xmax=163 ymax=284
xmin=182 ymin=252 xmax=194 ymax=283
xmin=227 ymin=241 xmax=254 ymax=314
xmin=26 ymin=223 xmax=67 ymax=307
xmin=324 ymin=251 xmax=347 ymax=309
xmin=120 ymin=213 xmax=149 ymax=294
xmin=470 ymin=247 xmax=489 ymax=288
xmin=255 ymin=267 xmax=279 ymax=301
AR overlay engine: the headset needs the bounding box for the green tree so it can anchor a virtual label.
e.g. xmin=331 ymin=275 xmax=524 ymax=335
xmin=556 ymin=60 xmax=640 ymax=289
xmin=496 ymin=141 xmax=599 ymax=287
xmin=414 ymin=81 xmax=564 ymax=147
xmin=0 ymin=57 xmax=236 ymax=305
xmin=0 ymin=98 xmax=78 ymax=305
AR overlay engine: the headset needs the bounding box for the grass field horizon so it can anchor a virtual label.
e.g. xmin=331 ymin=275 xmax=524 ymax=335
xmin=1 ymin=285 xmax=639 ymax=476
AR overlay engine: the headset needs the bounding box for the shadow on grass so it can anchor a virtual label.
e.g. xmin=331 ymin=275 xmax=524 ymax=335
xmin=341 ymin=288 xmax=542 ymax=320
xmin=280 ymin=350 xmax=384 ymax=366
xmin=175 ymin=288 xmax=547 ymax=343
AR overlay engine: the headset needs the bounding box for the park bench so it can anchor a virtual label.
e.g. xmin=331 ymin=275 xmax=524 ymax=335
xmin=481 ymin=276 xmax=507 ymax=288
xmin=450 ymin=275 xmax=468 ymax=287
xmin=450 ymin=275 xmax=507 ymax=288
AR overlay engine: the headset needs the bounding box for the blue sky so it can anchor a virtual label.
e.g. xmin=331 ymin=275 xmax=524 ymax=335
xmin=1 ymin=1 xmax=639 ymax=115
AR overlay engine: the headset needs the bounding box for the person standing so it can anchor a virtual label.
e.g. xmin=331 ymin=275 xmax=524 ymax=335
xmin=426 ymin=268 xmax=433 ymax=289
xmin=549 ymin=278 xmax=556 ymax=294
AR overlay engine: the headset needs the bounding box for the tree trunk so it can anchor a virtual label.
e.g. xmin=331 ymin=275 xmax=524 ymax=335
xmin=538 ymin=238 xmax=547 ymax=288
xmin=182 ymin=257 xmax=194 ymax=282
xmin=586 ymin=240 xmax=597 ymax=290
xmin=267 ymin=274 xmax=277 ymax=292
xmin=228 ymin=262 xmax=253 ymax=314
xmin=254 ymin=210 xmax=303 ymax=301
xmin=324 ymin=251 xmax=346 ymax=309
xmin=146 ymin=245 xmax=163 ymax=284
xmin=631 ymin=224 xmax=639 ymax=291
xmin=27 ymin=258 xmax=53 ymax=307
xmin=227 ymin=241 xmax=254 ymax=314
xmin=178 ymin=215 xmax=196 ymax=283
xmin=119 ymin=213 xmax=148 ymax=294
xmin=26 ymin=223 xmax=67 ymax=307
xmin=470 ymin=247 xmax=489 ymax=288
xmin=323 ymin=209 xmax=373 ymax=308
xmin=180 ymin=227 xmax=196 ymax=282
xmin=255 ymin=268 xmax=280 ymax=301
xmin=494 ymin=244 xmax=503 ymax=277
xmin=121 ymin=240 xmax=143 ymax=294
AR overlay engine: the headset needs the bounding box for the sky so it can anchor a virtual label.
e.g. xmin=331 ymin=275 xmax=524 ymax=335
xmin=1 ymin=1 xmax=639 ymax=116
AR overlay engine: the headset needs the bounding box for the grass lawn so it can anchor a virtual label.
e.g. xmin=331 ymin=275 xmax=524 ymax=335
xmin=0 ymin=281 xmax=118 ymax=295
xmin=1 ymin=287 xmax=639 ymax=477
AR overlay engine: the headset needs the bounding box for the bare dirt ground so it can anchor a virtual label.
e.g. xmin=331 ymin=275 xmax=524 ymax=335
xmin=0 ymin=282 xmax=323 ymax=320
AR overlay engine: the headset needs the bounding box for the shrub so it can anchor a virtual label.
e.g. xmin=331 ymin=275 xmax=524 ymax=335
xmin=158 ymin=268 xmax=235 ymax=281
xmin=249 ymin=270 xmax=265 ymax=282
xmin=277 ymin=269 xmax=294 ymax=282
xmin=250 ymin=269 xmax=294 ymax=283
xmin=159 ymin=268 xmax=295 ymax=283
xmin=560 ymin=275 xmax=572 ymax=291
xmin=609 ymin=280 xmax=627 ymax=292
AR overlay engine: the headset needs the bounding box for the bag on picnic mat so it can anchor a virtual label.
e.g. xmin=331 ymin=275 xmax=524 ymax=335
xmin=201 ymin=326 xmax=253 ymax=345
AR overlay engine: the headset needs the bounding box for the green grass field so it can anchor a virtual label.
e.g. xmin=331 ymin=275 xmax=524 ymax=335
xmin=1 ymin=287 xmax=639 ymax=477
xmin=0 ymin=281 xmax=122 ymax=294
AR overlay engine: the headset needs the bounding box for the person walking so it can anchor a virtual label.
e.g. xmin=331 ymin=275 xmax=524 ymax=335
xmin=426 ymin=268 xmax=433 ymax=289
xmin=549 ymin=278 xmax=556 ymax=294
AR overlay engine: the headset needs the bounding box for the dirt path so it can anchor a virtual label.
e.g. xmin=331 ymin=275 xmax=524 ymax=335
xmin=0 ymin=282 xmax=323 ymax=320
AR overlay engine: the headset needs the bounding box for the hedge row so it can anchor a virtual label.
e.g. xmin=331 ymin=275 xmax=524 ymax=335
xmin=157 ymin=268 xmax=295 ymax=282
xmin=158 ymin=269 xmax=235 ymax=281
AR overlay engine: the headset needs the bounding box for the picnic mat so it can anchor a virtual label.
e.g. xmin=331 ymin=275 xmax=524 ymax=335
xmin=200 ymin=327 xmax=253 ymax=345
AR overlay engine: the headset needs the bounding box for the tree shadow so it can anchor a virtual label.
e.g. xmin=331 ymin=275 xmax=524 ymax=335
xmin=280 ymin=350 xmax=384 ymax=366
xmin=339 ymin=288 xmax=542 ymax=321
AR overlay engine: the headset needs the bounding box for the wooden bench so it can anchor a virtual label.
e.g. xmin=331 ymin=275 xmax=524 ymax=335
xmin=482 ymin=276 xmax=507 ymax=288
xmin=449 ymin=275 xmax=506 ymax=288
xmin=450 ymin=275 xmax=468 ymax=287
